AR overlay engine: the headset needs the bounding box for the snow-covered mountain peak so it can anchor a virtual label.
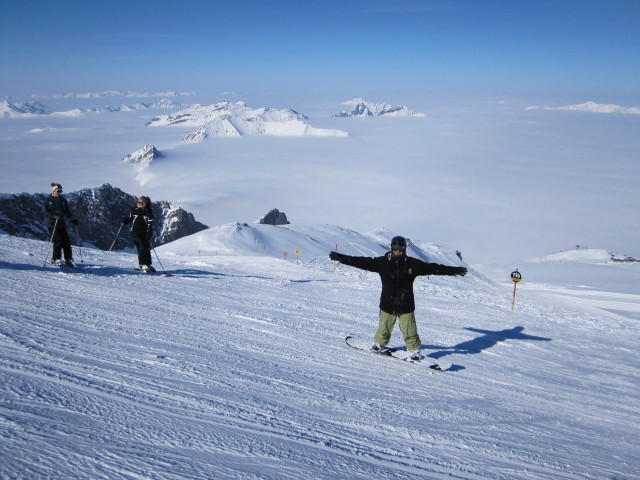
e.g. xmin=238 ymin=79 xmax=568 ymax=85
xmin=334 ymin=98 xmax=426 ymax=118
xmin=146 ymin=101 xmax=348 ymax=140
xmin=122 ymin=144 xmax=163 ymax=170
xmin=0 ymin=100 xmax=49 ymax=117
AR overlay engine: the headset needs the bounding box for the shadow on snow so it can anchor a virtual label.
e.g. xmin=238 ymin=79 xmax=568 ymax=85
xmin=422 ymin=326 xmax=552 ymax=370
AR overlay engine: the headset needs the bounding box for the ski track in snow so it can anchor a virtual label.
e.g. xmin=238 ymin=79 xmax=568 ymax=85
xmin=1 ymin=234 xmax=639 ymax=480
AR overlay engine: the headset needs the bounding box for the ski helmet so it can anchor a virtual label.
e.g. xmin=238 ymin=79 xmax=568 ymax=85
xmin=390 ymin=236 xmax=407 ymax=251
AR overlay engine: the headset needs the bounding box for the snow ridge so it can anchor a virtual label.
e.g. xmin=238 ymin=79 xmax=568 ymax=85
xmin=163 ymin=222 xmax=467 ymax=265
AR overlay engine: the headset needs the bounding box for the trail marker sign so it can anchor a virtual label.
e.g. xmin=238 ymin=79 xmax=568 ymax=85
xmin=511 ymin=268 xmax=522 ymax=310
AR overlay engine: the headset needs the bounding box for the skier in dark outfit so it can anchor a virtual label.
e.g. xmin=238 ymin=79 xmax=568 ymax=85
xmin=44 ymin=183 xmax=79 ymax=267
xmin=122 ymin=196 xmax=155 ymax=272
xmin=330 ymin=236 xmax=467 ymax=361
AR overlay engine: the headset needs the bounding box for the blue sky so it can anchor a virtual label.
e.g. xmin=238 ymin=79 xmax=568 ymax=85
xmin=1 ymin=0 xmax=639 ymax=100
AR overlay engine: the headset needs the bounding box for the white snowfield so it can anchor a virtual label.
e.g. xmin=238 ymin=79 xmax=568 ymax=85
xmin=1 ymin=228 xmax=639 ymax=480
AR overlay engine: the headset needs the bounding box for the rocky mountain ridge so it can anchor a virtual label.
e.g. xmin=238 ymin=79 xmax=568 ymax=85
xmin=0 ymin=184 xmax=207 ymax=251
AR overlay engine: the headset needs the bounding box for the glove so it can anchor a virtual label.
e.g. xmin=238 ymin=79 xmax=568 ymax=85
xmin=122 ymin=217 xmax=131 ymax=224
xmin=456 ymin=267 xmax=468 ymax=277
xmin=52 ymin=211 xmax=63 ymax=219
xmin=70 ymin=217 xmax=79 ymax=226
xmin=329 ymin=251 xmax=340 ymax=261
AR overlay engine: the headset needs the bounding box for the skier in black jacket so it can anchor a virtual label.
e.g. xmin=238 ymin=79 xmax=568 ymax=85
xmin=43 ymin=183 xmax=79 ymax=267
xmin=329 ymin=236 xmax=467 ymax=361
xmin=122 ymin=196 xmax=155 ymax=272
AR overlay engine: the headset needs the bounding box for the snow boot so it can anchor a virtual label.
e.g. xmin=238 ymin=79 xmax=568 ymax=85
xmin=407 ymin=350 xmax=421 ymax=362
xmin=371 ymin=343 xmax=393 ymax=356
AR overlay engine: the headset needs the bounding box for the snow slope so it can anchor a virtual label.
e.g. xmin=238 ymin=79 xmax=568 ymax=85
xmin=1 ymin=228 xmax=638 ymax=480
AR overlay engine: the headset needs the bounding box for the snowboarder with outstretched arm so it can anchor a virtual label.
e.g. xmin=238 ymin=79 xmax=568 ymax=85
xmin=44 ymin=182 xmax=79 ymax=267
xmin=122 ymin=196 xmax=155 ymax=273
xmin=330 ymin=236 xmax=467 ymax=361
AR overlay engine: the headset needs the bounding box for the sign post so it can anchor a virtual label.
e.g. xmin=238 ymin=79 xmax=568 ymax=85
xmin=295 ymin=249 xmax=300 ymax=264
xmin=511 ymin=268 xmax=522 ymax=310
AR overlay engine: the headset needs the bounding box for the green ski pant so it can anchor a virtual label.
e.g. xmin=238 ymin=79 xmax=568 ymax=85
xmin=375 ymin=310 xmax=422 ymax=352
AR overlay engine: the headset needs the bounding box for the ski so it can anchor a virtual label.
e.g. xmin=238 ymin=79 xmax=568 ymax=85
xmin=133 ymin=267 xmax=172 ymax=277
xmin=345 ymin=336 xmax=452 ymax=371
xmin=48 ymin=262 xmax=82 ymax=272
xmin=133 ymin=267 xmax=157 ymax=274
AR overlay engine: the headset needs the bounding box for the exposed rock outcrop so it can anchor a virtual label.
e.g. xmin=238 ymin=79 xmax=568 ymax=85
xmin=258 ymin=209 xmax=290 ymax=226
xmin=0 ymin=184 xmax=208 ymax=250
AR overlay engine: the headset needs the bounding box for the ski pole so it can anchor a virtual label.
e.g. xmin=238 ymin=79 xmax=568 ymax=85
xmin=151 ymin=245 xmax=171 ymax=277
xmin=333 ymin=244 xmax=338 ymax=272
xmin=108 ymin=223 xmax=124 ymax=254
xmin=43 ymin=217 xmax=59 ymax=266
xmin=74 ymin=225 xmax=84 ymax=263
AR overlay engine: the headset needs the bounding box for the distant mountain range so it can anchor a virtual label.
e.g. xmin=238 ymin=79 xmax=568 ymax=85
xmin=533 ymin=248 xmax=638 ymax=264
xmin=146 ymin=101 xmax=349 ymax=140
xmin=31 ymin=90 xmax=195 ymax=100
xmin=0 ymin=99 xmax=183 ymax=118
xmin=0 ymin=100 xmax=49 ymax=117
xmin=525 ymin=101 xmax=640 ymax=114
xmin=334 ymin=98 xmax=426 ymax=117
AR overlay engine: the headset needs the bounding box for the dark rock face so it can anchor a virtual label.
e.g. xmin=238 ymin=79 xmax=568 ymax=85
xmin=0 ymin=184 xmax=208 ymax=250
xmin=258 ymin=209 xmax=290 ymax=226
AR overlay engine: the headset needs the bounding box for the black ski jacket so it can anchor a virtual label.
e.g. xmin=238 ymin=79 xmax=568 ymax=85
xmin=43 ymin=195 xmax=74 ymax=229
xmin=123 ymin=206 xmax=154 ymax=238
xmin=332 ymin=251 xmax=466 ymax=315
